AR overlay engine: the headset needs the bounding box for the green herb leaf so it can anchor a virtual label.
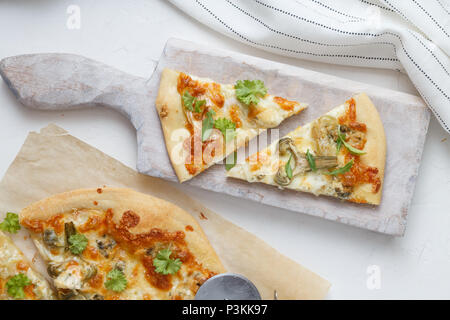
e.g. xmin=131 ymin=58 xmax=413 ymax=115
xmin=225 ymin=151 xmax=237 ymax=171
xmin=306 ymin=149 xmax=317 ymax=172
xmin=324 ymin=159 xmax=354 ymax=176
xmin=285 ymin=154 xmax=293 ymax=179
xmin=194 ymin=99 xmax=206 ymax=113
xmin=182 ymin=91 xmax=195 ymax=111
xmin=202 ymin=109 xmax=216 ymax=142
xmin=235 ymin=80 xmax=268 ymax=105
xmin=153 ymin=249 xmax=182 ymax=275
xmin=182 ymin=91 xmax=206 ymax=113
xmin=68 ymin=233 xmax=88 ymax=255
xmin=341 ymin=139 xmax=366 ymax=155
xmin=214 ymin=118 xmax=236 ymax=142
xmin=337 ymin=126 xmax=365 ymax=155
xmin=104 ymin=269 xmax=127 ymax=292
xmin=6 ymin=273 xmax=31 ymax=299
xmin=0 ymin=212 xmax=20 ymax=234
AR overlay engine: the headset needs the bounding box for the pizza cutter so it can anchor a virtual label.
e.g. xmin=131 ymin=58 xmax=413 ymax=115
xmin=195 ymin=273 xmax=261 ymax=300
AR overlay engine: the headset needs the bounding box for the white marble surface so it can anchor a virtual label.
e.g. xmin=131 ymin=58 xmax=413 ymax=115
xmin=0 ymin=0 xmax=449 ymax=299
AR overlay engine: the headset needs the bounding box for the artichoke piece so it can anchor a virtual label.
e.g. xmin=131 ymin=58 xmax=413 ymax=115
xmin=57 ymin=288 xmax=79 ymax=300
xmin=84 ymin=264 xmax=98 ymax=280
xmin=311 ymin=115 xmax=339 ymax=156
xmin=64 ymin=221 xmax=77 ymax=251
xmin=274 ymin=137 xmax=338 ymax=187
xmin=47 ymin=262 xmax=64 ymax=278
xmin=43 ymin=229 xmax=59 ymax=248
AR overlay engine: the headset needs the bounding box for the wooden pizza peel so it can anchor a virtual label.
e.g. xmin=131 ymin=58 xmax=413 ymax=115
xmin=0 ymin=38 xmax=430 ymax=236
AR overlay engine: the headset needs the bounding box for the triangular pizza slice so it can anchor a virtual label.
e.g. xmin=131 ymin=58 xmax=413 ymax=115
xmin=155 ymin=69 xmax=307 ymax=182
xmin=227 ymin=93 xmax=386 ymax=205
xmin=0 ymin=230 xmax=55 ymax=299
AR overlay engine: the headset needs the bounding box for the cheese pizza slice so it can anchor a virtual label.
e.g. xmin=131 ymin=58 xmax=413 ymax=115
xmin=0 ymin=230 xmax=55 ymax=300
xmin=227 ymin=93 xmax=386 ymax=205
xmin=19 ymin=188 xmax=225 ymax=300
xmin=155 ymin=69 xmax=307 ymax=182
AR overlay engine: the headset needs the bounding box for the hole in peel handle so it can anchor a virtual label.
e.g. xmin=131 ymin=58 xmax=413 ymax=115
xmin=195 ymin=273 xmax=262 ymax=300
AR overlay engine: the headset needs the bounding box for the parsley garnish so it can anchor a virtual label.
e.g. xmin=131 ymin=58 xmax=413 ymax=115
xmin=104 ymin=269 xmax=127 ymax=292
xmin=285 ymin=154 xmax=293 ymax=179
xmin=235 ymin=80 xmax=267 ymax=105
xmin=214 ymin=118 xmax=236 ymax=142
xmin=202 ymin=109 xmax=216 ymax=142
xmin=225 ymin=151 xmax=237 ymax=171
xmin=182 ymin=91 xmax=206 ymax=113
xmin=337 ymin=126 xmax=366 ymax=155
xmin=324 ymin=159 xmax=354 ymax=176
xmin=68 ymin=233 xmax=88 ymax=255
xmin=306 ymin=149 xmax=317 ymax=172
xmin=0 ymin=212 xmax=20 ymax=234
xmin=153 ymin=249 xmax=182 ymax=275
xmin=6 ymin=273 xmax=31 ymax=299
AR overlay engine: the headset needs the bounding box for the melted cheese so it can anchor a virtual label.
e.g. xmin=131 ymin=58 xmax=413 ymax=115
xmin=189 ymin=75 xmax=306 ymax=129
xmin=227 ymin=104 xmax=347 ymax=197
xmin=0 ymin=231 xmax=55 ymax=300
xmin=27 ymin=209 xmax=213 ymax=300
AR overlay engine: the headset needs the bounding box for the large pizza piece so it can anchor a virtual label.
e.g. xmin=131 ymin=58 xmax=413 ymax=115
xmin=156 ymin=69 xmax=307 ymax=182
xmin=0 ymin=230 xmax=55 ymax=300
xmin=19 ymin=188 xmax=225 ymax=300
xmin=227 ymin=93 xmax=386 ymax=205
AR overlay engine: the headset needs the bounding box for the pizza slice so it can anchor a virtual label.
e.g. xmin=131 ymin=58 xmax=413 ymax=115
xmin=0 ymin=230 xmax=55 ymax=300
xmin=19 ymin=188 xmax=225 ymax=300
xmin=227 ymin=93 xmax=386 ymax=205
xmin=155 ymin=69 xmax=307 ymax=182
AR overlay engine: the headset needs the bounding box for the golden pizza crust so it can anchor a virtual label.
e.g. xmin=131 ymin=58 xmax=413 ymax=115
xmin=349 ymin=93 xmax=386 ymax=205
xmin=19 ymin=188 xmax=225 ymax=275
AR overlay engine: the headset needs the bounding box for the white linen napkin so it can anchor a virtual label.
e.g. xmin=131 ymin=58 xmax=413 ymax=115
xmin=168 ymin=0 xmax=450 ymax=134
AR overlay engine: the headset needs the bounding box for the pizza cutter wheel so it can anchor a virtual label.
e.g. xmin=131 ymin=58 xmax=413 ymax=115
xmin=195 ymin=273 xmax=262 ymax=300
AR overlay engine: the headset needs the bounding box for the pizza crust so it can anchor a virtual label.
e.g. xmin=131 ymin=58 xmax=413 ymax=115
xmin=19 ymin=188 xmax=225 ymax=275
xmin=155 ymin=69 xmax=192 ymax=182
xmin=349 ymin=93 xmax=386 ymax=205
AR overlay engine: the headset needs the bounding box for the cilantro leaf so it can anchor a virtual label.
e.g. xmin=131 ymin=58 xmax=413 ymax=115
xmin=202 ymin=109 xmax=216 ymax=142
xmin=306 ymin=149 xmax=317 ymax=172
xmin=324 ymin=159 xmax=354 ymax=176
xmin=285 ymin=154 xmax=293 ymax=179
xmin=194 ymin=99 xmax=206 ymax=113
xmin=0 ymin=212 xmax=20 ymax=234
xmin=6 ymin=273 xmax=31 ymax=299
xmin=225 ymin=151 xmax=237 ymax=171
xmin=214 ymin=118 xmax=236 ymax=142
xmin=182 ymin=91 xmax=195 ymax=111
xmin=68 ymin=233 xmax=88 ymax=255
xmin=153 ymin=249 xmax=182 ymax=275
xmin=104 ymin=269 xmax=127 ymax=292
xmin=235 ymin=80 xmax=267 ymax=105
xmin=337 ymin=126 xmax=365 ymax=155
xmin=182 ymin=91 xmax=206 ymax=113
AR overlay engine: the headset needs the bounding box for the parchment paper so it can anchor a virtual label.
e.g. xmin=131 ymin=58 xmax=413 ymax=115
xmin=0 ymin=124 xmax=330 ymax=300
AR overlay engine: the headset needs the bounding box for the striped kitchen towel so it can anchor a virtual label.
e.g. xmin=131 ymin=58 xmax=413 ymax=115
xmin=168 ymin=0 xmax=450 ymax=134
